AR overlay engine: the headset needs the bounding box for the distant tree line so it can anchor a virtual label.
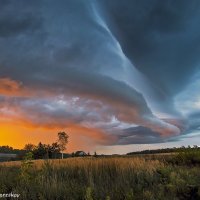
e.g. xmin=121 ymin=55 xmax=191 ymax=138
xmin=0 ymin=145 xmax=25 ymax=154
xmin=1 ymin=144 xmax=200 ymax=160
xmin=127 ymin=145 xmax=200 ymax=155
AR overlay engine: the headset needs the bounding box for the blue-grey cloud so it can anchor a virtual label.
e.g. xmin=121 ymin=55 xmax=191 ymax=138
xmin=117 ymin=126 xmax=162 ymax=145
xmin=1 ymin=0 xmax=199 ymax=146
xmin=98 ymin=0 xmax=200 ymax=94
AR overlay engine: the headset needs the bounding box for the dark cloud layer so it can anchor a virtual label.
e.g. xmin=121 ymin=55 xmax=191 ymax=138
xmin=0 ymin=0 xmax=43 ymax=38
xmin=0 ymin=0 xmax=200 ymax=147
xmin=117 ymin=126 xmax=161 ymax=145
xmin=99 ymin=0 xmax=200 ymax=95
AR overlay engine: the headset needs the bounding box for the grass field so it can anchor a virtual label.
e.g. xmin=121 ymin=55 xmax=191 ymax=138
xmin=0 ymin=155 xmax=200 ymax=200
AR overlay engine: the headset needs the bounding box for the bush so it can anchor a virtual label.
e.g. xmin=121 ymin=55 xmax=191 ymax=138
xmin=170 ymin=148 xmax=200 ymax=165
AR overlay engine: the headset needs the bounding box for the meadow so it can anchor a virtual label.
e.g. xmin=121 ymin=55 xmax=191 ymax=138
xmin=0 ymin=151 xmax=200 ymax=200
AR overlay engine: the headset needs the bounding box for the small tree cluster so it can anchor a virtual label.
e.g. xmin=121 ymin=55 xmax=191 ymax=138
xmin=23 ymin=132 xmax=69 ymax=159
xmin=24 ymin=142 xmax=61 ymax=159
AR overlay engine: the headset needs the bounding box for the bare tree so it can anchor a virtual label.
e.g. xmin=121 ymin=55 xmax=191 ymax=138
xmin=57 ymin=132 xmax=69 ymax=159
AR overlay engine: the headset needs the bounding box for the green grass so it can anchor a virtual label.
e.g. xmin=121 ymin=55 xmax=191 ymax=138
xmin=0 ymin=156 xmax=200 ymax=200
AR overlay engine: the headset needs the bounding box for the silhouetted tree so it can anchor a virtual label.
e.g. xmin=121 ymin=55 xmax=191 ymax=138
xmin=71 ymin=152 xmax=75 ymax=157
xmin=23 ymin=144 xmax=36 ymax=152
xmin=50 ymin=142 xmax=61 ymax=159
xmin=32 ymin=142 xmax=47 ymax=159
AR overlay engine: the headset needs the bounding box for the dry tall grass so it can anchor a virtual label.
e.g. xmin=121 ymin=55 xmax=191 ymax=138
xmin=1 ymin=157 xmax=163 ymax=171
xmin=0 ymin=156 xmax=200 ymax=200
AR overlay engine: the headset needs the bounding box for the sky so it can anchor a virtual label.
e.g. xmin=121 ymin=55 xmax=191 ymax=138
xmin=0 ymin=0 xmax=200 ymax=154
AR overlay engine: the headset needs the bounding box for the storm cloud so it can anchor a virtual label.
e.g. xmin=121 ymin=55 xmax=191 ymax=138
xmin=0 ymin=0 xmax=200 ymax=150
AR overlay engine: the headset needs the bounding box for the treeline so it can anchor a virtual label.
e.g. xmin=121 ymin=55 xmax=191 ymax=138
xmin=23 ymin=142 xmax=64 ymax=159
xmin=0 ymin=143 xmax=64 ymax=160
xmin=0 ymin=131 xmax=69 ymax=160
xmin=23 ymin=131 xmax=69 ymax=159
xmin=127 ymin=145 xmax=200 ymax=155
xmin=0 ymin=145 xmax=25 ymax=154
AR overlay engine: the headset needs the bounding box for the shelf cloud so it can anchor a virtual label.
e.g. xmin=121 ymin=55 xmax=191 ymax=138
xmin=0 ymin=0 xmax=200 ymax=151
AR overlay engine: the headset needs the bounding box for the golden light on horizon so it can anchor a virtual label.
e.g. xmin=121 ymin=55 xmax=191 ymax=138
xmin=0 ymin=119 xmax=112 ymax=152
